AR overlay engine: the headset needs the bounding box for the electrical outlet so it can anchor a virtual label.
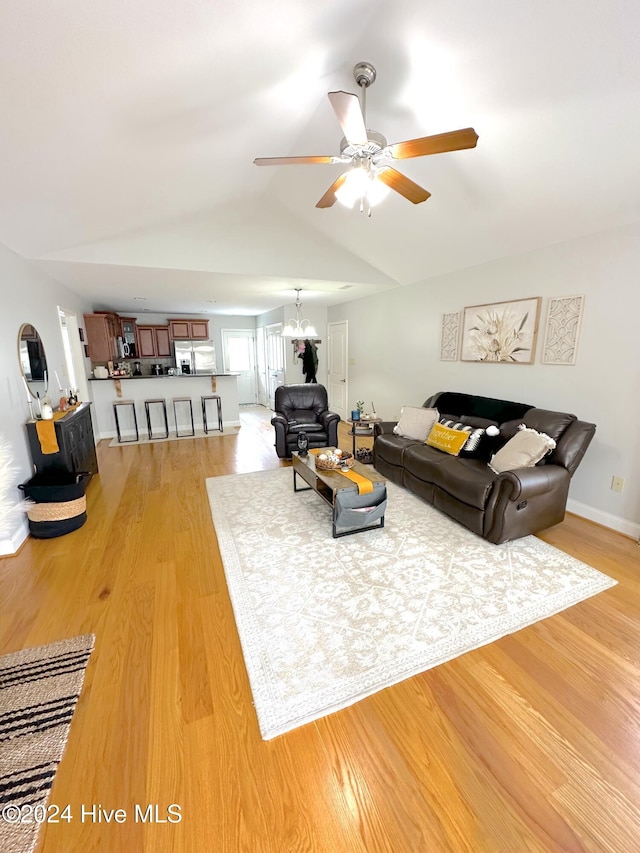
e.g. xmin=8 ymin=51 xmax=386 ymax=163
xmin=611 ymin=475 xmax=625 ymax=493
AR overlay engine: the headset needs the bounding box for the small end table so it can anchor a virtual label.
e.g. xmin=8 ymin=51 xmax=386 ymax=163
xmin=346 ymin=417 xmax=382 ymax=457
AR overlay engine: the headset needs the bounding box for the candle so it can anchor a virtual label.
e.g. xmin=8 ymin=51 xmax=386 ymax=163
xmin=23 ymin=375 xmax=31 ymax=402
xmin=55 ymin=370 xmax=62 ymax=391
xmin=43 ymin=370 xmax=47 ymax=389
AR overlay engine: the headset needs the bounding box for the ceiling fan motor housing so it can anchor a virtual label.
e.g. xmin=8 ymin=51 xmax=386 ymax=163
xmin=340 ymin=130 xmax=388 ymax=160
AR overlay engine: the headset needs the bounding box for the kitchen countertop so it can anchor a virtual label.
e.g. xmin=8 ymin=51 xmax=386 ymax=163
xmin=88 ymin=373 xmax=240 ymax=380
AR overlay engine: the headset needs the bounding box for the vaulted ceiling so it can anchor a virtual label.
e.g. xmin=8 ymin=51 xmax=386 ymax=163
xmin=1 ymin=0 xmax=639 ymax=315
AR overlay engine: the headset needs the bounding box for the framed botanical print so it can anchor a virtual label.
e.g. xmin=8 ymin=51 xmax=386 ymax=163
xmin=461 ymin=297 xmax=541 ymax=363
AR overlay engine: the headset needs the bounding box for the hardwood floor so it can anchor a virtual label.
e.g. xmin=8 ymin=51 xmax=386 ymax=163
xmin=1 ymin=407 xmax=639 ymax=852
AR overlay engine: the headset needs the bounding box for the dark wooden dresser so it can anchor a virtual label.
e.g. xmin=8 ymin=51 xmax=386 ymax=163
xmin=26 ymin=402 xmax=98 ymax=477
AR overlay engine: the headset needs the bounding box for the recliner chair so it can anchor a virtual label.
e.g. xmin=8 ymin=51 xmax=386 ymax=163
xmin=271 ymin=384 xmax=341 ymax=459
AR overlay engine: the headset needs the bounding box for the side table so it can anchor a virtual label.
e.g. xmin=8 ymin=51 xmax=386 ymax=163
xmin=346 ymin=417 xmax=382 ymax=458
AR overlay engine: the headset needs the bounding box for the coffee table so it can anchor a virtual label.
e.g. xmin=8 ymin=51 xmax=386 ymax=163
xmin=291 ymin=449 xmax=387 ymax=538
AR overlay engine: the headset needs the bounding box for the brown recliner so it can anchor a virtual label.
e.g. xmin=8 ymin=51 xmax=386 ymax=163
xmin=271 ymin=384 xmax=341 ymax=459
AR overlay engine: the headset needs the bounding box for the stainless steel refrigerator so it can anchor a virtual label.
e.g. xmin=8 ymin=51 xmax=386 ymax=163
xmin=174 ymin=341 xmax=217 ymax=375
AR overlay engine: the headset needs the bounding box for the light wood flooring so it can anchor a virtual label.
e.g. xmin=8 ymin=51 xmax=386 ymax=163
xmin=1 ymin=406 xmax=639 ymax=852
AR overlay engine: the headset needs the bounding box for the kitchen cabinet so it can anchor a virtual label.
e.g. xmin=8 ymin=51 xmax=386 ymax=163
xmin=169 ymin=319 xmax=209 ymax=340
xmin=83 ymin=313 xmax=119 ymax=362
xmin=137 ymin=325 xmax=172 ymax=358
xmin=26 ymin=403 xmax=98 ymax=477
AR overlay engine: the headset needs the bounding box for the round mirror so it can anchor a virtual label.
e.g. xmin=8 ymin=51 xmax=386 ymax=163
xmin=18 ymin=323 xmax=49 ymax=399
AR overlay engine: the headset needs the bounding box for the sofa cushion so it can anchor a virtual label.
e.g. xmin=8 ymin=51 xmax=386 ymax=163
xmin=520 ymin=409 xmax=577 ymax=443
xmin=489 ymin=425 xmax=556 ymax=473
xmin=393 ymin=406 xmax=438 ymax=441
xmin=426 ymin=423 xmax=469 ymax=456
xmin=374 ymin=433 xmax=422 ymax=467
xmin=428 ymin=392 xmax=533 ymax=423
xmin=405 ymin=445 xmax=497 ymax=510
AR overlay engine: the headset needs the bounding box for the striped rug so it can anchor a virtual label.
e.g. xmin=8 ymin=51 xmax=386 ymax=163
xmin=0 ymin=635 xmax=94 ymax=853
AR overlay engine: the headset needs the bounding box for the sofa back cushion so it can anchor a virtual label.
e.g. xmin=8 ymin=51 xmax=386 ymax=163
xmin=425 ymin=392 xmax=533 ymax=424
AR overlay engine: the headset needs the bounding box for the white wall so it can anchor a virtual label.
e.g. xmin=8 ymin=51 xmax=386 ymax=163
xmin=0 ymin=242 xmax=93 ymax=553
xmin=328 ymin=221 xmax=640 ymax=537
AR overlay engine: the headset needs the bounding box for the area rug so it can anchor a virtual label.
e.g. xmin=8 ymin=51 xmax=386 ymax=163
xmin=109 ymin=425 xmax=240 ymax=447
xmin=0 ymin=635 xmax=95 ymax=853
xmin=206 ymin=468 xmax=616 ymax=740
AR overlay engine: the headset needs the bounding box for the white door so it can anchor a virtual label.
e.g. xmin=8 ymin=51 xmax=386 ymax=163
xmin=328 ymin=321 xmax=348 ymax=419
xmin=221 ymin=329 xmax=257 ymax=405
xmin=256 ymin=326 xmax=268 ymax=407
xmin=266 ymin=323 xmax=285 ymax=410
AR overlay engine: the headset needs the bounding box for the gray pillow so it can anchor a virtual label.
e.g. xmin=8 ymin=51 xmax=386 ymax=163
xmin=393 ymin=407 xmax=438 ymax=441
xmin=488 ymin=425 xmax=556 ymax=474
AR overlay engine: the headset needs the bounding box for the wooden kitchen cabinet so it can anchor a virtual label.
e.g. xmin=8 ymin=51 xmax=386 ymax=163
xmin=137 ymin=325 xmax=172 ymax=357
xmin=169 ymin=319 xmax=209 ymax=340
xmin=83 ymin=313 xmax=119 ymax=362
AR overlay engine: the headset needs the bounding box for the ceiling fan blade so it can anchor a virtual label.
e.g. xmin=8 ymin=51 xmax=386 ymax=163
xmin=328 ymin=91 xmax=367 ymax=147
xmin=254 ymin=155 xmax=345 ymax=166
xmin=387 ymin=128 xmax=479 ymax=160
xmin=316 ymin=174 xmax=348 ymax=209
xmin=376 ymin=167 xmax=431 ymax=204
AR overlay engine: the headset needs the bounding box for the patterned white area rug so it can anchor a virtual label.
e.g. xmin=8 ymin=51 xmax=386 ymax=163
xmin=206 ymin=468 xmax=616 ymax=740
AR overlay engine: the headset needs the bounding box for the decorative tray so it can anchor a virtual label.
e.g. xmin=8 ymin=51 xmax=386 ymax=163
xmin=315 ymin=451 xmax=354 ymax=470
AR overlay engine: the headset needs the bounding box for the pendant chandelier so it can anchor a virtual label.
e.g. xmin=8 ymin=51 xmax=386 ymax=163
xmin=282 ymin=289 xmax=317 ymax=337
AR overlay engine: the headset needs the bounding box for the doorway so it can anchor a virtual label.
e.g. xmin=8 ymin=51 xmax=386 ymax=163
xmin=221 ymin=329 xmax=257 ymax=405
xmin=58 ymin=307 xmax=90 ymax=406
xmin=327 ymin=320 xmax=348 ymax=419
xmin=265 ymin=323 xmax=285 ymax=410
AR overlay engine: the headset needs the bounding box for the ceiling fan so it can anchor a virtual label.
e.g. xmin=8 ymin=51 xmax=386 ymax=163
xmin=254 ymin=62 xmax=478 ymax=214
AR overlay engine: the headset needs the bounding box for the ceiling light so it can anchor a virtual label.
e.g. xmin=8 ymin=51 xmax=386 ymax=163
xmin=335 ymin=164 xmax=390 ymax=214
xmin=282 ymin=289 xmax=317 ymax=338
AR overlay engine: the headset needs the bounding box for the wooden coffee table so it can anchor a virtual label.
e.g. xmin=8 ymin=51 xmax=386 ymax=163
xmin=291 ymin=449 xmax=387 ymax=538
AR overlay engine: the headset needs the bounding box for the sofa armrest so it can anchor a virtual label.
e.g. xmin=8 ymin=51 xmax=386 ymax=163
xmin=495 ymin=464 xmax=569 ymax=502
xmin=483 ymin=464 xmax=571 ymax=543
xmin=374 ymin=421 xmax=397 ymax=437
xmin=318 ymin=411 xmax=340 ymax=429
xmin=271 ymin=413 xmax=289 ymax=431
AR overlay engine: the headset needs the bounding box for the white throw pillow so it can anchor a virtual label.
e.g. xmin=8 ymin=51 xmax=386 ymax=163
xmin=488 ymin=425 xmax=556 ymax=474
xmin=393 ymin=407 xmax=438 ymax=441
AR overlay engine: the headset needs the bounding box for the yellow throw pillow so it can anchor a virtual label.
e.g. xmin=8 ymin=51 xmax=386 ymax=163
xmin=426 ymin=423 xmax=470 ymax=456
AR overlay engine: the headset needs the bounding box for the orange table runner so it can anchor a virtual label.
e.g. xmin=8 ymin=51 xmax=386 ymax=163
xmin=309 ymin=449 xmax=374 ymax=495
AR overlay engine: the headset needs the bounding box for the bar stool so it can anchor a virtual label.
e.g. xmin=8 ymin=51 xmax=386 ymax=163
xmin=113 ymin=400 xmax=139 ymax=443
xmin=201 ymin=395 xmax=223 ymax=434
xmin=144 ymin=398 xmax=169 ymax=440
xmin=173 ymin=397 xmax=195 ymax=438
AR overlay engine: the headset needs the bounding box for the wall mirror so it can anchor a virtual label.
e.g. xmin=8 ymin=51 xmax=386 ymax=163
xmin=18 ymin=323 xmax=49 ymax=399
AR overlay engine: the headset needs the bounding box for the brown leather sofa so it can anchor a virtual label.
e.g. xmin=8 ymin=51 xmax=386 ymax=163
xmin=373 ymin=391 xmax=595 ymax=544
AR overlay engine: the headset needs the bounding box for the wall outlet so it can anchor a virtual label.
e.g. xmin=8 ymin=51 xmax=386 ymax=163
xmin=611 ymin=475 xmax=625 ymax=493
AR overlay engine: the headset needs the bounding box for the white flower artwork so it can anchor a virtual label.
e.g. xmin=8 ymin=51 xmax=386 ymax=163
xmin=461 ymin=297 xmax=542 ymax=364
xmin=541 ymin=295 xmax=585 ymax=365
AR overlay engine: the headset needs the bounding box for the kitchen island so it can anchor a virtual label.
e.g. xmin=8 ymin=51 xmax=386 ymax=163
xmin=87 ymin=374 xmax=240 ymax=440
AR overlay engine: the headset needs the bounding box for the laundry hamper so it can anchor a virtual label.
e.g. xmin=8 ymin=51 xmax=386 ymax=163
xmin=19 ymin=469 xmax=90 ymax=539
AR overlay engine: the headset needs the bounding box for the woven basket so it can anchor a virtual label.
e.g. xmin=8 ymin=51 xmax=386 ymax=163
xmin=315 ymin=454 xmax=354 ymax=470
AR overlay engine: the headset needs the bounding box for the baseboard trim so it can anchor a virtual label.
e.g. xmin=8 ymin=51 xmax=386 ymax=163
xmin=566 ymin=498 xmax=640 ymax=539
xmin=0 ymin=520 xmax=29 ymax=557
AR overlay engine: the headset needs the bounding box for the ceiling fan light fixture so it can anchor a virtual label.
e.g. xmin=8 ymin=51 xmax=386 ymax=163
xmin=282 ymin=289 xmax=317 ymax=338
xmin=335 ymin=166 xmax=390 ymax=209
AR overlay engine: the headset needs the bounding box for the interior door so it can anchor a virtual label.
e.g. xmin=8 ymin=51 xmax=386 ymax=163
xmin=256 ymin=326 xmax=268 ymax=407
xmin=328 ymin=320 xmax=348 ymax=419
xmin=221 ymin=329 xmax=257 ymax=405
xmin=266 ymin=323 xmax=285 ymax=410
